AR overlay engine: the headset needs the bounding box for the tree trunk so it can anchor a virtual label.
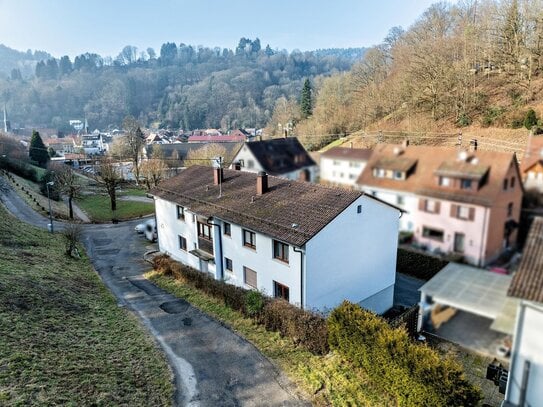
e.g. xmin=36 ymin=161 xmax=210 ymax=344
xmin=68 ymin=196 xmax=74 ymax=220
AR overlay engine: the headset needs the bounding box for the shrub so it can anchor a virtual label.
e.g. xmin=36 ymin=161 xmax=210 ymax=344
xmin=396 ymin=248 xmax=448 ymax=280
xmin=524 ymin=109 xmax=538 ymax=130
xmin=328 ymin=301 xmax=482 ymax=407
xmin=0 ymin=157 xmax=39 ymax=182
xmin=245 ymin=290 xmax=265 ymax=317
xmin=456 ymin=113 xmax=471 ymax=127
xmin=481 ymin=106 xmax=504 ymax=127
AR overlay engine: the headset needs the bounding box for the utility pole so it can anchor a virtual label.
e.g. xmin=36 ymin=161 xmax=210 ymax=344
xmin=46 ymin=181 xmax=55 ymax=233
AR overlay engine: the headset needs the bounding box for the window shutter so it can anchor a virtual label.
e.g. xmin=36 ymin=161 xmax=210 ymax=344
xmin=435 ymin=201 xmax=441 ymax=214
xmin=469 ymin=207 xmax=475 ymax=221
xmin=450 ymin=204 xmax=458 ymax=218
xmin=419 ymin=199 xmax=426 ymax=211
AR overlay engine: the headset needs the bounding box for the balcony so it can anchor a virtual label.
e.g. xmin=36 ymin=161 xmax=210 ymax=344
xmin=198 ymin=237 xmax=213 ymax=256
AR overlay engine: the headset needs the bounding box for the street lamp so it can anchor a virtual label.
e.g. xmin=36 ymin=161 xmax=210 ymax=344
xmin=46 ymin=181 xmax=54 ymax=233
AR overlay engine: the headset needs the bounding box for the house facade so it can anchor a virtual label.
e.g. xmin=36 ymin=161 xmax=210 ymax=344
xmin=151 ymin=165 xmax=400 ymax=313
xmin=505 ymin=217 xmax=543 ymax=407
xmin=320 ymin=146 xmax=372 ymax=187
xmin=231 ymin=137 xmax=318 ymax=182
xmin=522 ymin=135 xmax=543 ymax=193
xmin=357 ymin=144 xmax=523 ymax=266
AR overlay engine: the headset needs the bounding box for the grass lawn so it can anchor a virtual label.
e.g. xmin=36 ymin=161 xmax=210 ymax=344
xmin=76 ymin=194 xmax=154 ymax=222
xmin=146 ymin=271 xmax=393 ymax=406
xmin=118 ymin=187 xmax=148 ymax=197
xmin=0 ymin=205 xmax=173 ymax=405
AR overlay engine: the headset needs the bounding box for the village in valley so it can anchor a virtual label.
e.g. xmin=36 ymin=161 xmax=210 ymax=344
xmin=1 ymin=1 xmax=543 ymax=406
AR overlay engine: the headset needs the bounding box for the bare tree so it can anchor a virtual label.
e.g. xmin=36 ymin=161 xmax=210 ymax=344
xmin=122 ymin=116 xmax=145 ymax=184
xmin=53 ymin=164 xmax=81 ymax=220
xmin=140 ymin=146 xmax=168 ymax=189
xmin=62 ymin=221 xmax=82 ymax=257
xmin=98 ymin=158 xmax=121 ymax=212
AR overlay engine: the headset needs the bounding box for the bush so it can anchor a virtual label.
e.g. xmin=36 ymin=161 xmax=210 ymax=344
xmin=40 ymin=170 xmax=61 ymax=201
xmin=396 ymin=248 xmax=448 ymax=280
xmin=152 ymin=254 xmax=328 ymax=354
xmin=524 ymin=108 xmax=538 ymax=130
xmin=456 ymin=113 xmax=471 ymax=127
xmin=0 ymin=157 xmax=39 ymax=182
xmin=328 ymin=301 xmax=482 ymax=407
xmin=481 ymin=106 xmax=504 ymax=127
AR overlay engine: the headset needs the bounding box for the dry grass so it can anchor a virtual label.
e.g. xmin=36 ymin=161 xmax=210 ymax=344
xmin=0 ymin=205 xmax=173 ymax=405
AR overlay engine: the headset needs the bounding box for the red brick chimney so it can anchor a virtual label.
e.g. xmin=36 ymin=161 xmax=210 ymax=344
xmin=213 ymin=167 xmax=223 ymax=185
xmin=256 ymin=171 xmax=268 ymax=195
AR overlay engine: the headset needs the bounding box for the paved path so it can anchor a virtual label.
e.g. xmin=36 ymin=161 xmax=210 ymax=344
xmin=0 ymin=174 xmax=308 ymax=407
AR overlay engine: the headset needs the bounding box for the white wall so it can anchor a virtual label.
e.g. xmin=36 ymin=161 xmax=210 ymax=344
xmin=320 ymin=157 xmax=366 ymax=187
xmin=506 ymin=301 xmax=543 ymax=406
xmin=219 ymin=220 xmax=302 ymax=305
xmin=360 ymin=186 xmax=416 ymax=232
xmin=304 ymin=195 xmax=398 ymax=313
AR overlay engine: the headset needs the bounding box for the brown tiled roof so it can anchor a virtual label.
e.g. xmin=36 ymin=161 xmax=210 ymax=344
xmin=373 ymin=156 xmax=417 ymax=172
xmin=435 ymin=160 xmax=489 ymax=180
xmin=243 ymin=137 xmax=316 ymax=175
xmin=321 ymin=147 xmax=373 ymax=161
xmin=357 ymin=145 xmax=519 ymax=207
xmin=151 ymin=166 xmax=364 ymax=247
xmin=521 ymin=136 xmax=543 ymax=172
xmin=508 ymin=217 xmax=543 ymax=302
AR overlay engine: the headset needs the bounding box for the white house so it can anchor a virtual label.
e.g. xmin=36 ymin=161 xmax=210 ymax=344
xmin=151 ymin=165 xmax=401 ymax=313
xmin=231 ymin=137 xmax=318 ymax=182
xmin=504 ymin=217 xmax=543 ymax=407
xmin=320 ymin=146 xmax=372 ymax=187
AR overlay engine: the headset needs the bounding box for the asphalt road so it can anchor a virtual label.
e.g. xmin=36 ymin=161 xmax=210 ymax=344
xmin=0 ymin=175 xmax=308 ymax=407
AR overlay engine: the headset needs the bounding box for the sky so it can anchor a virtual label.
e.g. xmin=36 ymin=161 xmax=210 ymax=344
xmin=0 ymin=0 xmax=444 ymax=58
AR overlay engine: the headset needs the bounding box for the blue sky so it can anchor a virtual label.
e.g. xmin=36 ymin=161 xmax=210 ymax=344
xmin=0 ymin=0 xmax=444 ymax=58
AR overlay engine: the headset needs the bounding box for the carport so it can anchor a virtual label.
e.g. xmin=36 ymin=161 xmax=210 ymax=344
xmin=418 ymin=263 xmax=518 ymax=356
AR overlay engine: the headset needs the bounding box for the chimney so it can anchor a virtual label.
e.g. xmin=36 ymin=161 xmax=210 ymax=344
xmin=402 ymin=139 xmax=409 ymax=148
xmin=213 ymin=167 xmax=223 ymax=185
xmin=256 ymin=171 xmax=268 ymax=195
xmin=469 ymin=139 xmax=478 ymax=152
xmin=234 ymin=161 xmax=241 ymax=171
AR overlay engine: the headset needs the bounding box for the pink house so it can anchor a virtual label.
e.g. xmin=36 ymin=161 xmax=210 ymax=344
xmin=357 ymin=144 xmax=523 ymax=266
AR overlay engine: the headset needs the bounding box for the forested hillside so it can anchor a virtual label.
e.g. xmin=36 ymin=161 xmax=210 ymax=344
xmin=0 ymin=38 xmax=365 ymax=131
xmin=293 ymin=0 xmax=543 ymax=150
xmin=0 ymin=44 xmax=51 ymax=79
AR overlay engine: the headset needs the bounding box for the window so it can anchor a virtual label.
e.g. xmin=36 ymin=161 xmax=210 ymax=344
xmin=243 ymin=266 xmax=257 ymax=288
xmin=507 ymin=202 xmax=513 ymax=217
xmin=393 ymin=171 xmax=403 ymax=180
xmin=223 ymin=222 xmax=231 ymax=236
xmin=349 ymin=161 xmax=361 ymax=168
xmin=457 ymin=206 xmax=470 ymax=220
xmin=225 ymin=257 xmax=233 ymax=272
xmin=424 ymin=199 xmax=440 ymax=213
xmin=349 ymin=173 xmax=356 ymax=180
xmin=333 ymin=160 xmax=340 ymax=166
xmin=176 ymin=205 xmax=185 ymax=220
xmin=510 ymin=177 xmax=515 ymax=188
xmin=273 ymin=281 xmax=290 ymax=301
xmin=243 ymin=229 xmax=256 ymax=249
xmin=247 ymin=159 xmax=254 ymax=169
xmin=439 ymin=176 xmax=450 ymax=187
xmin=178 ymin=235 xmax=187 ymax=251
xmin=397 ymin=195 xmax=404 ymax=205
xmin=461 ymin=179 xmax=472 ymax=189
xmin=422 ymin=227 xmax=444 ymax=242
xmin=273 ymin=240 xmax=289 ymax=263
xmin=503 ymin=179 xmax=508 ymax=190
xmin=339 ymin=172 xmax=344 ymax=178
xmin=375 ymin=168 xmax=386 ymax=178
xmin=197 ymin=222 xmax=212 ymax=240
xmin=357 ymin=204 xmax=362 ymax=214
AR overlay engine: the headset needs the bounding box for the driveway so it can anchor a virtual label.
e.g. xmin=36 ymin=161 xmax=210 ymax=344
xmin=0 ymin=175 xmax=308 ymax=407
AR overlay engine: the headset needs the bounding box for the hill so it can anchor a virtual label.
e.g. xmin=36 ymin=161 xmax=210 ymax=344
xmin=0 ymin=39 xmax=365 ymax=131
xmin=0 ymin=44 xmax=51 ymax=79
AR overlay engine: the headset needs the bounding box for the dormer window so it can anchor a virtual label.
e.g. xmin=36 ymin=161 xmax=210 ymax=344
xmin=374 ymin=168 xmax=386 ymax=178
xmin=461 ymin=179 xmax=472 ymax=189
xmin=393 ymin=171 xmax=403 ymax=180
xmin=439 ymin=176 xmax=451 ymax=187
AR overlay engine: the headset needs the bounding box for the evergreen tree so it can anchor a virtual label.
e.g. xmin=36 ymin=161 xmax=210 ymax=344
xmin=59 ymin=55 xmax=73 ymax=76
xmin=29 ymin=130 xmax=49 ymax=167
xmin=524 ymin=109 xmax=538 ymax=129
xmin=300 ymin=78 xmax=313 ymax=118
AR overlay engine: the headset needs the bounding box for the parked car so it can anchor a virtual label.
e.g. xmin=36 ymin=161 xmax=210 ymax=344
xmin=135 ymin=222 xmax=146 ymax=234
xmin=144 ymin=219 xmax=157 ymax=242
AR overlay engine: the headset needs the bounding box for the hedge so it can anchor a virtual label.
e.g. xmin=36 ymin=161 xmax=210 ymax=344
xmin=0 ymin=157 xmax=39 ymax=182
xmin=396 ymin=248 xmax=449 ymax=281
xmin=152 ymin=255 xmax=328 ymax=354
xmin=328 ymin=301 xmax=481 ymax=407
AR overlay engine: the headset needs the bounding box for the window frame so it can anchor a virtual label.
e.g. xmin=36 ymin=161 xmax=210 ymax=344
xmin=225 ymin=257 xmax=233 ymax=272
xmin=273 ymin=281 xmax=290 ymax=301
xmin=439 ymin=176 xmax=451 ymax=187
xmin=243 ymin=229 xmax=256 ymax=249
xmin=197 ymin=221 xmax=213 ymax=241
xmin=457 ymin=205 xmax=470 ymax=220
xmin=507 ymin=202 xmax=513 ymax=217
xmin=461 ymin=179 xmax=472 ymax=190
xmin=503 ymin=178 xmax=508 ymax=190
xmin=176 ymin=205 xmax=185 ymax=220
xmin=223 ymin=222 xmax=231 ymax=236
xmin=178 ymin=235 xmax=187 ymax=251
xmin=422 ymin=226 xmax=444 ymax=242
xmin=273 ymin=240 xmax=289 ymax=263
xmin=243 ymin=266 xmax=257 ymax=288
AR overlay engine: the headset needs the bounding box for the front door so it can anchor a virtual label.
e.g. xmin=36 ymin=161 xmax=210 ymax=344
xmin=454 ymin=232 xmax=465 ymax=253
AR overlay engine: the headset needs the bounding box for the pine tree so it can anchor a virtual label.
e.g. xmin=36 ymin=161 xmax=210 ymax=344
xmin=300 ymin=79 xmax=313 ymax=118
xmin=29 ymin=130 xmax=49 ymax=167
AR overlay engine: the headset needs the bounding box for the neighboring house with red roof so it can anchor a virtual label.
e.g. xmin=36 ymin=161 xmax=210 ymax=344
xmin=231 ymin=137 xmax=318 ymax=182
xmin=504 ymin=216 xmax=543 ymax=406
xmin=521 ymin=135 xmax=543 ymax=193
xmin=150 ymin=165 xmax=401 ymax=313
xmin=42 ymin=136 xmax=78 ymax=155
xmin=357 ymin=143 xmax=523 ymax=266
xmin=320 ymin=146 xmax=373 ymax=187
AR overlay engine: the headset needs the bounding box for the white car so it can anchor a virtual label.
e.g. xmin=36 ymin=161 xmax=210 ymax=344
xmin=135 ymin=223 xmax=146 ymax=233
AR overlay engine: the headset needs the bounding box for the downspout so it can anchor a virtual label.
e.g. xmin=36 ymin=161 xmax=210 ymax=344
xmin=478 ymin=206 xmax=489 ymax=267
xmin=293 ymin=246 xmax=305 ymax=309
xmin=206 ymin=217 xmax=223 ymax=280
